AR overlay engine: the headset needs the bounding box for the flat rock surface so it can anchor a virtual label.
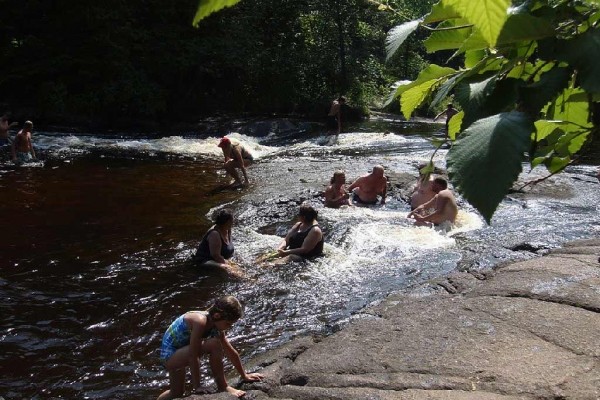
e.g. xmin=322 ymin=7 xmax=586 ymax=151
xmin=187 ymin=239 xmax=600 ymax=400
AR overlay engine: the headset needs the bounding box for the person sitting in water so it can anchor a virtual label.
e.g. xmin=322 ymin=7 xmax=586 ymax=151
xmin=218 ymin=136 xmax=253 ymax=187
xmin=0 ymin=113 xmax=18 ymax=146
xmin=194 ymin=209 xmax=243 ymax=278
xmin=157 ymin=295 xmax=264 ymax=400
xmin=408 ymin=177 xmax=458 ymax=225
xmin=347 ymin=165 xmax=387 ymax=205
xmin=11 ymin=120 xmax=36 ymax=164
xmin=324 ymin=170 xmax=350 ymax=208
xmin=276 ymin=204 xmax=324 ymax=261
xmin=410 ymin=164 xmax=436 ymax=210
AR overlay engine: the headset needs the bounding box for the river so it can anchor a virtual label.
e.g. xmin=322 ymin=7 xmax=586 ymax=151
xmin=1 ymin=117 xmax=599 ymax=399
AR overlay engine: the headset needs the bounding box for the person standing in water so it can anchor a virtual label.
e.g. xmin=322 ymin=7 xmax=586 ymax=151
xmin=327 ymin=96 xmax=346 ymax=135
xmin=434 ymin=104 xmax=458 ymax=137
xmin=324 ymin=170 xmax=350 ymax=208
xmin=347 ymin=165 xmax=388 ymax=205
xmin=218 ymin=137 xmax=253 ymax=187
xmin=11 ymin=120 xmax=36 ymax=164
xmin=408 ymin=177 xmax=458 ymax=225
xmin=194 ymin=209 xmax=244 ymax=278
xmin=157 ymin=295 xmax=264 ymax=399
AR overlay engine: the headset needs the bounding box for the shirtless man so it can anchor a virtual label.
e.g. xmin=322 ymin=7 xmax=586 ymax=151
xmin=0 ymin=113 xmax=18 ymax=146
xmin=327 ymin=96 xmax=346 ymax=135
xmin=218 ymin=136 xmax=253 ymax=187
xmin=11 ymin=120 xmax=36 ymax=164
xmin=348 ymin=165 xmax=387 ymax=205
xmin=408 ymin=177 xmax=458 ymax=225
xmin=324 ymin=170 xmax=350 ymax=208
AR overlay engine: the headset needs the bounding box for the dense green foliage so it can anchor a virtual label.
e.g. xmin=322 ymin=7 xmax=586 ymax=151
xmin=0 ymin=0 xmax=431 ymax=129
xmin=382 ymin=0 xmax=600 ymax=222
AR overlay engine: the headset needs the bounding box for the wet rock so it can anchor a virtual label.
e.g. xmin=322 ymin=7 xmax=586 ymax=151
xmin=185 ymin=239 xmax=600 ymax=399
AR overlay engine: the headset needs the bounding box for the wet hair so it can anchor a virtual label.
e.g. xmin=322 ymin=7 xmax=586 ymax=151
xmin=338 ymin=96 xmax=346 ymax=103
xmin=214 ymin=208 xmax=234 ymax=226
xmin=433 ymin=177 xmax=448 ymax=189
xmin=447 ymin=103 xmax=454 ymax=108
xmin=330 ymin=170 xmax=345 ymax=184
xmin=298 ymin=204 xmax=318 ymax=222
xmin=24 ymin=120 xmax=33 ymax=129
xmin=208 ymin=295 xmax=243 ymax=321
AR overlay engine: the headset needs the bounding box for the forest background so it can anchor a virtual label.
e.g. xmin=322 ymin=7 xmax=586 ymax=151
xmin=0 ymin=0 xmax=443 ymax=131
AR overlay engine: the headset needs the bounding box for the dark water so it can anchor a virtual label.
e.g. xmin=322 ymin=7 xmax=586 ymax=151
xmin=1 ymin=118 xmax=599 ymax=399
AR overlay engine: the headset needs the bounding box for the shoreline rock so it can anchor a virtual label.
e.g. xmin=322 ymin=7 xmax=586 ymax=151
xmin=187 ymin=238 xmax=600 ymax=399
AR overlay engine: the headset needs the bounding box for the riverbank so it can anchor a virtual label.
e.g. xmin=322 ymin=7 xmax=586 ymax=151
xmin=190 ymin=238 xmax=600 ymax=399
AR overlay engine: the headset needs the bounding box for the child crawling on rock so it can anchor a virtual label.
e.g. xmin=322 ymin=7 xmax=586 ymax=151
xmin=157 ymin=295 xmax=263 ymax=399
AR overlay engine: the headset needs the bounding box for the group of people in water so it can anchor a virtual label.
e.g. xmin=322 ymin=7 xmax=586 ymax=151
xmin=0 ymin=114 xmax=37 ymax=164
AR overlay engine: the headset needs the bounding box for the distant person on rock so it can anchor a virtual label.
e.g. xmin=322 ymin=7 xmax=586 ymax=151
xmin=324 ymin=170 xmax=350 ymax=208
xmin=0 ymin=113 xmax=18 ymax=146
xmin=348 ymin=165 xmax=387 ymax=205
xmin=275 ymin=204 xmax=324 ymax=262
xmin=218 ymin=136 xmax=253 ymax=187
xmin=327 ymin=96 xmax=346 ymax=135
xmin=193 ymin=208 xmax=244 ymax=278
xmin=434 ymin=104 xmax=458 ymax=137
xmin=11 ymin=120 xmax=36 ymax=164
xmin=408 ymin=177 xmax=458 ymax=226
xmin=157 ymin=295 xmax=264 ymax=399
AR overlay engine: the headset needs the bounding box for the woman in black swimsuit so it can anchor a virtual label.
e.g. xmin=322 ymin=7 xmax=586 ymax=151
xmin=194 ymin=209 xmax=243 ymax=277
xmin=276 ymin=204 xmax=324 ymax=261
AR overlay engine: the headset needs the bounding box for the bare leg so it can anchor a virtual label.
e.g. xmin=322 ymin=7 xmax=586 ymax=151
xmin=224 ymin=160 xmax=242 ymax=184
xmin=157 ymin=367 xmax=185 ymax=400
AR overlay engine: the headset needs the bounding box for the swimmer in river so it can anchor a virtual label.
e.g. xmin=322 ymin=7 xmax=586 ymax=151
xmin=408 ymin=177 xmax=458 ymax=226
xmin=193 ymin=209 xmax=244 ymax=278
xmin=410 ymin=164 xmax=436 ymax=210
xmin=11 ymin=120 xmax=36 ymax=164
xmin=324 ymin=170 xmax=350 ymax=208
xmin=274 ymin=204 xmax=324 ymax=262
xmin=347 ymin=165 xmax=387 ymax=205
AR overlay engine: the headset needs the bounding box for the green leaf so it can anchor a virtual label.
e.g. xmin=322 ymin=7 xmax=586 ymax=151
xmin=447 ymin=0 xmax=511 ymax=47
xmin=545 ymin=88 xmax=592 ymax=130
xmin=192 ymin=0 xmax=242 ymax=26
xmin=424 ymin=21 xmax=472 ymax=52
xmin=465 ymin=50 xmax=486 ymax=68
xmin=430 ymin=71 xmax=463 ymax=109
xmin=545 ymin=156 xmax=570 ymax=173
xmin=424 ymin=0 xmax=462 ymax=23
xmin=447 ymin=112 xmax=534 ymax=223
xmin=391 ymin=64 xmax=456 ymax=100
xmin=448 ymin=110 xmax=464 ymax=140
xmin=554 ymin=28 xmax=600 ymax=93
xmin=455 ymin=75 xmax=497 ymax=127
xmin=386 ymin=19 xmax=422 ymax=61
xmin=496 ymin=13 xmax=555 ymax=44
xmin=520 ymin=66 xmax=571 ymax=115
xmin=401 ymin=79 xmax=438 ymax=119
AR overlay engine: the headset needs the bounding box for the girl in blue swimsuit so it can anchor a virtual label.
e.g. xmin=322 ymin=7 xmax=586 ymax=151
xmin=157 ymin=296 xmax=264 ymax=399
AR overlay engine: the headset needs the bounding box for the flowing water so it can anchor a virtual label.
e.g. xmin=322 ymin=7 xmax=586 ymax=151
xmin=1 ymin=118 xmax=599 ymax=399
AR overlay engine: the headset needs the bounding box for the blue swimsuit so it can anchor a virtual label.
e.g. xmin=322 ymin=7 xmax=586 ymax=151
xmin=159 ymin=311 xmax=220 ymax=365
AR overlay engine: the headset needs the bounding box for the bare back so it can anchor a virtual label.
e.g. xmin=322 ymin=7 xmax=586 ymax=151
xmin=431 ymin=189 xmax=458 ymax=224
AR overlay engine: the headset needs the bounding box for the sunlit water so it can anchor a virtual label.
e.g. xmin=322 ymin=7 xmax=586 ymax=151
xmin=1 ymin=118 xmax=599 ymax=399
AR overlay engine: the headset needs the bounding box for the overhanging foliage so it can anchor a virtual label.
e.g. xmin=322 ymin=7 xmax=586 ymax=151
xmin=378 ymin=0 xmax=600 ymax=223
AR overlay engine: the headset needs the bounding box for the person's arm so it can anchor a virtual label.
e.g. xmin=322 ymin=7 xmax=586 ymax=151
xmin=408 ymin=195 xmax=437 ymax=218
xmin=221 ymin=335 xmax=264 ymax=382
xmin=279 ymin=226 xmax=322 ymax=256
xmin=277 ymin=223 xmax=299 ymax=254
xmin=415 ymin=195 xmax=448 ymax=223
xmin=188 ymin=315 xmax=208 ymax=391
xmin=207 ymin=231 xmax=227 ymax=265
xmin=433 ymin=110 xmax=444 ymax=121
xmin=27 ymin=135 xmax=36 ymax=159
xmin=380 ymin=177 xmax=388 ymax=205
xmin=347 ymin=177 xmax=362 ymax=192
